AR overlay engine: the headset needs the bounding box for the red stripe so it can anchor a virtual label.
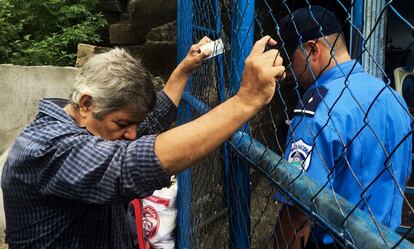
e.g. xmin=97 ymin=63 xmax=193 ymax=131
xmin=145 ymin=195 xmax=171 ymax=207
xmin=131 ymin=199 xmax=150 ymax=249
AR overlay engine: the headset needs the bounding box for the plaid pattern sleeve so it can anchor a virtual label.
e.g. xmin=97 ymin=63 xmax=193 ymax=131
xmin=37 ymin=133 xmax=171 ymax=203
xmin=1 ymin=98 xmax=172 ymax=249
xmin=138 ymin=91 xmax=178 ymax=135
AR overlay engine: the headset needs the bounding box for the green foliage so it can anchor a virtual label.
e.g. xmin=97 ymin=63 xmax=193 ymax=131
xmin=0 ymin=0 xmax=108 ymax=66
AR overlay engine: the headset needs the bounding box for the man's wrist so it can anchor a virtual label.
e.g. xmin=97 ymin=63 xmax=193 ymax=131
xmin=232 ymin=94 xmax=263 ymax=117
xmin=173 ymin=63 xmax=191 ymax=79
xmin=235 ymin=90 xmax=266 ymax=113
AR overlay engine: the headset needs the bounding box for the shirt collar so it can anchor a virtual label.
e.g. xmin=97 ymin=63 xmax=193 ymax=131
xmin=313 ymin=59 xmax=364 ymax=88
xmin=38 ymin=98 xmax=78 ymax=126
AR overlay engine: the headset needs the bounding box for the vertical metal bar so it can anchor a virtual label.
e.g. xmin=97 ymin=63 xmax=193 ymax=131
xmin=350 ymin=0 xmax=364 ymax=60
xmin=214 ymin=0 xmax=231 ymax=178
xmin=362 ymin=0 xmax=387 ymax=78
xmin=227 ymin=0 xmax=254 ymax=248
xmin=176 ymin=0 xmax=193 ymax=248
xmin=212 ymin=4 xmax=237 ymax=246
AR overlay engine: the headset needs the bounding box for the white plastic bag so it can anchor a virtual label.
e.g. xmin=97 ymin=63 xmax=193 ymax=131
xmin=142 ymin=177 xmax=177 ymax=249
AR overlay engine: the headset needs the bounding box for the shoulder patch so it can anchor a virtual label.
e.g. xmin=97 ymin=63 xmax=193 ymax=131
xmin=288 ymin=139 xmax=312 ymax=171
xmin=293 ymin=87 xmax=328 ymax=117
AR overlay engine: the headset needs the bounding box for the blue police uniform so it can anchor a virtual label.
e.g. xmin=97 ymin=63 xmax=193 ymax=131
xmin=284 ymin=60 xmax=412 ymax=243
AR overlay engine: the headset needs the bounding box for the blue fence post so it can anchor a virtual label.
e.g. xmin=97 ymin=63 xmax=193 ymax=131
xmin=176 ymin=0 xmax=193 ymax=248
xmin=213 ymin=0 xmax=233 ymax=229
xmin=227 ymin=0 xmax=255 ymax=248
xmin=350 ymin=0 xmax=364 ymax=60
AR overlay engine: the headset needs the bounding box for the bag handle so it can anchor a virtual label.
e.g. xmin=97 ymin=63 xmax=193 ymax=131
xmin=131 ymin=199 xmax=150 ymax=249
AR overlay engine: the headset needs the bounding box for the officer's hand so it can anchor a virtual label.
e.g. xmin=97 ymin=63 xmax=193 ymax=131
xmin=237 ymin=36 xmax=285 ymax=109
xmin=177 ymin=36 xmax=212 ymax=76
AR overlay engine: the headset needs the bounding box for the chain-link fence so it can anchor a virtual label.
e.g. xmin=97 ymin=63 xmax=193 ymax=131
xmin=177 ymin=0 xmax=414 ymax=248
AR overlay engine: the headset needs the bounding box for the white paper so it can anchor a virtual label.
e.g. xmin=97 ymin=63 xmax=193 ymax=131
xmin=199 ymin=39 xmax=224 ymax=59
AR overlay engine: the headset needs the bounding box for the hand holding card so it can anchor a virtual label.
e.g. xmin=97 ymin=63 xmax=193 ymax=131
xmin=199 ymin=39 xmax=224 ymax=60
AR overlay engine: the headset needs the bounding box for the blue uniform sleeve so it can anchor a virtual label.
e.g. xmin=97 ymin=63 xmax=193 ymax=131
xmin=138 ymin=91 xmax=178 ymax=136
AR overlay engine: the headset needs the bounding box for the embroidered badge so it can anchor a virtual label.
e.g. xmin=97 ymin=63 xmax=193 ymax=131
xmin=288 ymin=140 xmax=312 ymax=171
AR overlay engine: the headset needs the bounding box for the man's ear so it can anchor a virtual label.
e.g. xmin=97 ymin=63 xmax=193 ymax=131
xmin=306 ymin=40 xmax=321 ymax=62
xmin=78 ymin=94 xmax=93 ymax=118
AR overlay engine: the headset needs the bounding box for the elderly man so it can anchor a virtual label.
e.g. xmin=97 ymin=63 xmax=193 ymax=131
xmin=274 ymin=6 xmax=412 ymax=249
xmin=1 ymin=36 xmax=284 ymax=248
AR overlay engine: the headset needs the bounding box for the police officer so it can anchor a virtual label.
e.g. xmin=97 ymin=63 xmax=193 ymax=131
xmin=274 ymin=6 xmax=412 ymax=249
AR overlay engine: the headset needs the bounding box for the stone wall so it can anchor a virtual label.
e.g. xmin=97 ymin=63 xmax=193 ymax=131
xmin=107 ymin=0 xmax=177 ymax=82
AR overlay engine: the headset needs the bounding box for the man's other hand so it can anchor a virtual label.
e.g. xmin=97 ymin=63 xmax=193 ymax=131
xmin=238 ymin=35 xmax=285 ymax=109
xmin=177 ymin=36 xmax=212 ymax=76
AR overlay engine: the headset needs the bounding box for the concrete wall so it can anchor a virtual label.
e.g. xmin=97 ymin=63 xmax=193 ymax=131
xmin=0 ymin=65 xmax=77 ymax=154
xmin=0 ymin=64 xmax=77 ymax=247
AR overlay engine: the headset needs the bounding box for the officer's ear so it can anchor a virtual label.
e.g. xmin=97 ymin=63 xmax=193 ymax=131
xmin=305 ymin=40 xmax=321 ymax=62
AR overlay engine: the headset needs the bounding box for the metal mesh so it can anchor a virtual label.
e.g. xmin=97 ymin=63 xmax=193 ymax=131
xmin=177 ymin=0 xmax=414 ymax=248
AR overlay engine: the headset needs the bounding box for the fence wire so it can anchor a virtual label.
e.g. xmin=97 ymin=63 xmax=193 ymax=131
xmin=177 ymin=0 xmax=414 ymax=248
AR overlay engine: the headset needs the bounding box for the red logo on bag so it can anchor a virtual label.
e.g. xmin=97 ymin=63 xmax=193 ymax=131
xmin=143 ymin=205 xmax=160 ymax=239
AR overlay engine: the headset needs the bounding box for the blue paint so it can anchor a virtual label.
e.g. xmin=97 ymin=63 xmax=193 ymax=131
xmin=193 ymin=25 xmax=220 ymax=37
xmin=182 ymin=92 xmax=211 ymax=114
xmin=228 ymin=0 xmax=255 ymax=248
xmin=176 ymin=0 xmax=193 ymax=248
xmin=350 ymin=0 xmax=364 ymax=60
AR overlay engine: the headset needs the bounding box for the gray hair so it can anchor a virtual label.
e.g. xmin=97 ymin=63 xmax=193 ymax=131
xmin=69 ymin=48 xmax=156 ymax=120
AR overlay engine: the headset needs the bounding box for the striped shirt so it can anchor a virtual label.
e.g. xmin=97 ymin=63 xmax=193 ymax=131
xmin=1 ymin=91 xmax=176 ymax=249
